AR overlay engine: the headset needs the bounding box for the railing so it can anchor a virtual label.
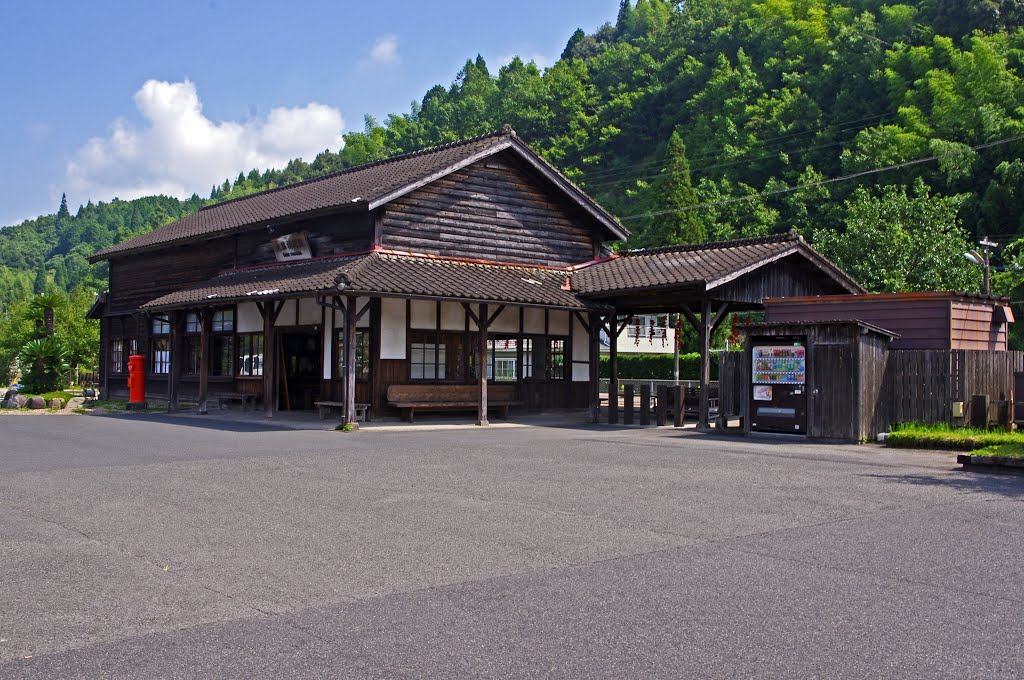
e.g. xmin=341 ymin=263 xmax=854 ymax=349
xmin=599 ymin=379 xmax=717 ymax=393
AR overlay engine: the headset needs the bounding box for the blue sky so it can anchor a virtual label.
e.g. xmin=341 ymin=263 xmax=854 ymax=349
xmin=0 ymin=1 xmax=619 ymax=227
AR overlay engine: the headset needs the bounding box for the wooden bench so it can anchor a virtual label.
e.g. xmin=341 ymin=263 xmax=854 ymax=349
xmin=219 ymin=393 xmax=259 ymax=411
xmin=386 ymin=384 xmax=521 ymax=423
xmin=314 ymin=401 xmax=369 ymax=422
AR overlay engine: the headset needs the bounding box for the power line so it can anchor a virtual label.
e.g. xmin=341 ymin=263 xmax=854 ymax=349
xmin=576 ymin=111 xmax=899 ymax=183
xmin=617 ymin=133 xmax=1024 ymax=221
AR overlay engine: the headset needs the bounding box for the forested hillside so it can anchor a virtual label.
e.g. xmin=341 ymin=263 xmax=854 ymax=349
xmin=4 ymin=0 xmax=1024 ymax=313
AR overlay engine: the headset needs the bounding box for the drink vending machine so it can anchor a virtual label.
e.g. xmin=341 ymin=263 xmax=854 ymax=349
xmin=750 ymin=339 xmax=807 ymax=433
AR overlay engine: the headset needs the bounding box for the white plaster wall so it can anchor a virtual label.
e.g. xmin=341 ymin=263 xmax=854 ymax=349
xmin=323 ymin=315 xmax=334 ymax=379
xmin=572 ymin=314 xmax=590 ymax=382
xmin=549 ymin=310 xmax=569 ymax=336
xmin=410 ymin=300 xmax=436 ymax=330
xmin=237 ymin=302 xmax=263 ymax=333
xmin=381 ymin=297 xmax=407 ymax=359
xmin=489 ymin=306 xmax=518 ymax=333
xmin=275 ymin=300 xmax=297 ymax=326
xmin=523 ymin=307 xmax=545 ymax=334
xmin=440 ymin=301 xmax=465 ymax=330
xmin=298 ymin=297 xmax=321 ymax=326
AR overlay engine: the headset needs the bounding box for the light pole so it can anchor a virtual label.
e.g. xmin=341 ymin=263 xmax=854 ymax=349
xmin=964 ymin=237 xmax=997 ymax=296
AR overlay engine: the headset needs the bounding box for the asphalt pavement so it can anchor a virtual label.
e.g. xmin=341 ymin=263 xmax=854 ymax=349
xmin=1 ymin=413 xmax=1022 ymax=678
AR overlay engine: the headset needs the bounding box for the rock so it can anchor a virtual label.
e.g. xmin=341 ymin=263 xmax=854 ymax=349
xmin=3 ymin=389 xmax=18 ymax=401
xmin=49 ymin=398 xmax=64 ymax=410
xmin=26 ymin=397 xmax=46 ymax=410
xmin=13 ymin=395 xmax=26 ymax=407
xmin=0 ymin=399 xmax=17 ymax=409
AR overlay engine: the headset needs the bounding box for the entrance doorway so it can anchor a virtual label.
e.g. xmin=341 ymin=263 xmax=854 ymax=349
xmin=278 ymin=329 xmax=321 ymax=410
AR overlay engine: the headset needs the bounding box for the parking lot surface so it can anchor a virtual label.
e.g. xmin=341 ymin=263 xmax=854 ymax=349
xmin=1 ymin=414 xmax=1022 ymax=678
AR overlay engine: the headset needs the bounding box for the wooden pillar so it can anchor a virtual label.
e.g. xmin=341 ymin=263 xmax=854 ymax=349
xmin=198 ymin=309 xmax=210 ymax=415
xmin=167 ymin=310 xmax=182 ymax=412
xmin=698 ymin=298 xmax=712 ymax=430
xmin=623 ymin=384 xmax=634 ymax=424
xmin=101 ymin=316 xmax=110 ymax=400
xmin=478 ymin=303 xmax=489 ymax=426
xmin=608 ymin=313 xmax=619 ymax=424
xmin=369 ymin=298 xmax=382 ymax=421
xmin=640 ymin=384 xmax=651 ymax=425
xmin=588 ymin=312 xmax=601 ymax=423
xmin=345 ymin=295 xmax=358 ymax=429
xmin=656 ymin=384 xmax=668 ymax=426
xmin=262 ymin=303 xmax=275 ymax=419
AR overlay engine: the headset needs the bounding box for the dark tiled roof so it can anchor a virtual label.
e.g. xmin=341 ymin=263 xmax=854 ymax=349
xmin=92 ymin=126 xmax=626 ymax=261
xmin=141 ymin=251 xmax=591 ymax=311
xmin=140 ymin=254 xmax=370 ymax=309
xmin=94 ymin=130 xmax=515 ymax=261
xmin=571 ymin=232 xmax=863 ymax=295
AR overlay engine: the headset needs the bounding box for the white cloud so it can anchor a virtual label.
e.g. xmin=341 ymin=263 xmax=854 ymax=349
xmin=66 ymin=79 xmax=345 ymax=203
xmin=369 ymin=34 xmax=400 ymax=65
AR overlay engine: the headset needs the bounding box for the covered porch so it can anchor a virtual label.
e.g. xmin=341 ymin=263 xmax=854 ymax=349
xmin=572 ymin=232 xmax=864 ymax=429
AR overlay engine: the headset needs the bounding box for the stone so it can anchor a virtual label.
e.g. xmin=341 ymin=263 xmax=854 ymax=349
xmin=13 ymin=394 xmax=26 ymax=407
xmin=49 ymin=398 xmax=64 ymax=410
xmin=4 ymin=388 xmax=18 ymax=401
xmin=26 ymin=397 xmax=46 ymax=410
xmin=1 ymin=399 xmax=17 ymax=409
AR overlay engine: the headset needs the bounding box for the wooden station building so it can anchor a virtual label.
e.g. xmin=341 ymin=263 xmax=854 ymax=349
xmin=88 ymin=127 xmax=863 ymax=426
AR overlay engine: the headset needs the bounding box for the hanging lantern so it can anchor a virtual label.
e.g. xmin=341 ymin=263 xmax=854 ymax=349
xmin=633 ymin=316 xmax=642 ymax=346
xmin=648 ymin=317 xmax=655 ymax=345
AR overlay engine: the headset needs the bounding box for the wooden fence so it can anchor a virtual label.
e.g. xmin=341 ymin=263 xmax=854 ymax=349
xmin=720 ymin=349 xmax=1024 ymax=433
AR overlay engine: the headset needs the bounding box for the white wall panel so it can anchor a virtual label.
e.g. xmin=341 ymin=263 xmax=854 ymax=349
xmin=381 ymin=297 xmax=407 ymax=359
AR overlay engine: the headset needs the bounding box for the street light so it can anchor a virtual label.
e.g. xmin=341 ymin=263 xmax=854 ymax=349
xmin=964 ymin=237 xmax=997 ymax=295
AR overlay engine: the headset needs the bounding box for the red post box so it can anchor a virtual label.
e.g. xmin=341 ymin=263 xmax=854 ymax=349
xmin=126 ymin=354 xmax=148 ymax=410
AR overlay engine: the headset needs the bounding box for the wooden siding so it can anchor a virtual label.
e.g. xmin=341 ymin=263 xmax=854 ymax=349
xmin=380 ymin=153 xmax=598 ymax=267
xmin=107 ymin=212 xmax=372 ymax=314
xmin=950 ymin=301 xmax=1007 ymax=351
xmin=714 ymin=256 xmax=853 ymax=304
xmin=766 ymin=298 xmax=951 ymax=350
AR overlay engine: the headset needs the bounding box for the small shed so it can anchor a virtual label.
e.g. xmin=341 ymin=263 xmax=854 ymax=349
xmin=764 ymin=291 xmax=1013 ymax=351
xmin=738 ymin=321 xmax=898 ymax=443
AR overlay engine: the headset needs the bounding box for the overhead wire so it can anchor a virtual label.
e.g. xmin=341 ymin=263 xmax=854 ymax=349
xmin=616 ymin=133 xmax=1024 ymax=222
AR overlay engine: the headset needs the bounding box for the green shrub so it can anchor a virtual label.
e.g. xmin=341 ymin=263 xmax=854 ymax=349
xmin=599 ymin=352 xmax=719 ymax=380
xmin=972 ymin=443 xmax=1024 ymax=459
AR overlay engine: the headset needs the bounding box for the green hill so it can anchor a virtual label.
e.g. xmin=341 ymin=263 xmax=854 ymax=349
xmin=4 ymin=0 xmax=1024 ymax=311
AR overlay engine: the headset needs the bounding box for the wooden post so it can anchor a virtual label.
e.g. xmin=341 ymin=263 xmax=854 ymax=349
xmin=345 ymin=295 xmax=358 ymax=429
xmin=609 ymin=313 xmax=618 ymax=424
xmin=656 ymin=385 xmax=668 ymax=426
xmin=698 ymin=298 xmax=712 ymax=430
xmin=623 ymin=384 xmax=634 ymax=424
xmin=674 ymin=385 xmax=685 ymax=427
xmin=478 ymin=303 xmax=489 ymax=426
xmin=370 ymin=298 xmax=382 ymax=421
xmin=198 ymin=309 xmax=210 ymax=415
xmin=262 ymin=303 xmax=275 ymax=419
xmin=640 ymin=384 xmax=651 ymax=425
xmin=588 ymin=312 xmax=601 ymax=423
xmin=167 ymin=310 xmax=182 ymax=412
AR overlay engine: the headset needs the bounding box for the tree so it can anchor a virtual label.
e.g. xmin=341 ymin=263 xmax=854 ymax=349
xmin=642 ymin=131 xmax=706 ymax=246
xmin=813 ymin=181 xmax=979 ymax=293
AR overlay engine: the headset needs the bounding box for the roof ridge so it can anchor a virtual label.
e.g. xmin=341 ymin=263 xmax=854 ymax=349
xmin=621 ymin=230 xmax=800 ymax=257
xmin=373 ymin=248 xmax=573 ymax=272
xmin=198 ymin=126 xmax=516 ymax=213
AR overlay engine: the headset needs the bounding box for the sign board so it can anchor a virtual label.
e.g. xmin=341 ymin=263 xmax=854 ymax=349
xmin=271 ymin=232 xmax=312 ymax=262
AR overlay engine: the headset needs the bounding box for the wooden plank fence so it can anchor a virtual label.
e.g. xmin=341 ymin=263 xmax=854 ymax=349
xmin=721 ymin=349 xmax=1024 ymax=434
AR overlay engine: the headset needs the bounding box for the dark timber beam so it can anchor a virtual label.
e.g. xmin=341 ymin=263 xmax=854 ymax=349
xmin=167 ymin=310 xmax=182 ymax=412
xmin=198 ymin=309 xmax=210 ymax=415
xmin=344 ymin=294 xmax=358 ymax=429
xmin=697 ymin=299 xmax=713 ymax=430
xmin=588 ymin=311 xmax=602 ymax=422
xmin=608 ymin=313 xmax=620 ymax=424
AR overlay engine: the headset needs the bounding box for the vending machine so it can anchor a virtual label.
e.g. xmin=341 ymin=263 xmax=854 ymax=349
xmin=750 ymin=338 xmax=807 ymax=434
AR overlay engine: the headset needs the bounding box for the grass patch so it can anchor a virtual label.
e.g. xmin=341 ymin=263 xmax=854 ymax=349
xmin=27 ymin=389 xmax=77 ymax=403
xmin=887 ymin=423 xmax=1024 ymax=451
xmin=971 ymin=443 xmax=1024 ymax=459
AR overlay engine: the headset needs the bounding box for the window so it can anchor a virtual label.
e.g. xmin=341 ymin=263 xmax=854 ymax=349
xmin=410 ymin=331 xmax=446 ymax=380
xmin=110 ymin=336 xmax=131 ymax=374
xmin=237 ymin=333 xmax=264 ymax=377
xmin=335 ymin=329 xmax=370 ymax=380
xmin=484 ymin=337 xmax=519 ymax=382
xmin=212 ymin=309 xmax=234 ymax=333
xmin=152 ymin=318 xmax=170 ymax=335
xmin=150 ymin=318 xmax=171 ymax=374
xmin=522 ymin=336 xmax=565 ymax=381
xmin=547 ymin=338 xmax=566 ymax=380
xmin=184 ymin=314 xmax=201 ymax=376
